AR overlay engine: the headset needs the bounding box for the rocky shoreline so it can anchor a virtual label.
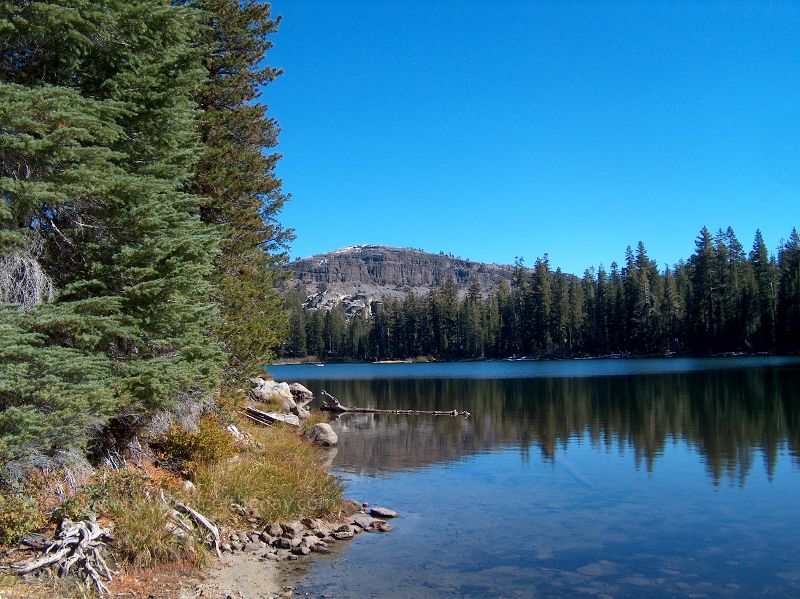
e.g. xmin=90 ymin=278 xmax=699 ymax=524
xmin=222 ymin=504 xmax=396 ymax=562
xmin=188 ymin=380 xmax=398 ymax=598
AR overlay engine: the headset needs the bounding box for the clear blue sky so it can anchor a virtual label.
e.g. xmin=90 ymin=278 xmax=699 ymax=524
xmin=265 ymin=1 xmax=799 ymax=275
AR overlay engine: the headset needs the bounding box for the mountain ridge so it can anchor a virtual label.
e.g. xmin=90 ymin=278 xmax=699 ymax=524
xmin=284 ymin=244 xmax=522 ymax=316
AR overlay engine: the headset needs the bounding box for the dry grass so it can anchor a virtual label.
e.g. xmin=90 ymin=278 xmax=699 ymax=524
xmin=186 ymin=424 xmax=342 ymax=525
xmin=97 ymin=471 xmax=204 ymax=572
xmin=299 ymin=410 xmax=330 ymax=432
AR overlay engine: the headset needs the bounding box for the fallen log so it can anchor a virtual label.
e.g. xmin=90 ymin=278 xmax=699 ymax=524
xmin=244 ymin=406 xmax=300 ymax=427
xmin=320 ymin=390 xmax=470 ymax=418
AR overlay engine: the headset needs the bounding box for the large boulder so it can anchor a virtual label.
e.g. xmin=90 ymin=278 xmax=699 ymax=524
xmin=289 ymin=383 xmax=313 ymax=400
xmin=250 ymin=378 xmax=296 ymax=412
xmin=302 ymin=423 xmax=338 ymax=447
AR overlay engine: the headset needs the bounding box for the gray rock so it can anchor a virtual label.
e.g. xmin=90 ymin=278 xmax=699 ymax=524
xmin=231 ymin=542 xmax=244 ymax=552
xmin=265 ymin=523 xmax=283 ymax=537
xmin=352 ymin=515 xmax=377 ymax=530
xmin=244 ymin=542 xmax=261 ymax=552
xmin=313 ymin=529 xmax=329 ymax=538
xmin=369 ymin=507 xmax=398 ymax=518
xmin=259 ymin=532 xmax=274 ymax=544
xmin=331 ymin=530 xmax=354 ymax=540
xmin=292 ymin=405 xmax=310 ymax=420
xmin=290 ymin=536 xmax=303 ymax=548
xmin=264 ymin=553 xmax=280 ymax=561
xmin=302 ymin=423 xmax=338 ymax=447
xmin=274 ymin=537 xmax=292 ymax=549
xmin=374 ymin=522 xmax=394 ymax=533
xmin=282 ymin=521 xmax=304 ymax=536
xmin=287 ymin=554 xmax=300 ymax=561
xmin=291 ymin=545 xmax=311 ymax=556
xmin=335 ymin=524 xmax=354 ymax=533
xmin=289 ymin=383 xmax=313 ymax=400
xmin=302 ymin=517 xmax=322 ymax=530
xmin=248 ymin=533 xmax=260 ymax=544
xmin=221 ymin=543 xmax=232 ymax=553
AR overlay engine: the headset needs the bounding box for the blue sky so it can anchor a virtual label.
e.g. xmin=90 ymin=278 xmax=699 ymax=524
xmin=265 ymin=1 xmax=799 ymax=275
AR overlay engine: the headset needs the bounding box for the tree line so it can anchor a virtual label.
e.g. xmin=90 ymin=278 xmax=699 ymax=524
xmin=281 ymin=226 xmax=800 ymax=361
xmin=0 ymin=1 xmax=289 ymax=465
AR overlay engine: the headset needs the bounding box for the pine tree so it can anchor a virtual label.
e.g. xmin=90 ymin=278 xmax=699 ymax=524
xmin=777 ymin=228 xmax=800 ymax=350
xmin=749 ymin=229 xmax=777 ymax=351
xmin=1 ymin=1 xmax=221 ymax=460
xmin=189 ymin=0 xmax=292 ymax=382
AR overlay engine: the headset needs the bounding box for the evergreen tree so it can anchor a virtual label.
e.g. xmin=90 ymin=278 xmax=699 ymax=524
xmin=777 ymin=228 xmax=800 ymax=351
xmin=0 ymin=0 xmax=221 ymax=460
xmin=749 ymin=229 xmax=777 ymax=350
xmin=189 ymin=0 xmax=292 ymax=382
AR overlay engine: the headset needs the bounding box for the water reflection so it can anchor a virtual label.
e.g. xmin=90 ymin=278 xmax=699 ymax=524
xmin=303 ymin=366 xmax=800 ymax=485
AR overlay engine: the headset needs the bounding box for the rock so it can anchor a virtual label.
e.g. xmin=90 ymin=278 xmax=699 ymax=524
xmin=369 ymin=507 xmax=398 ymax=518
xmin=290 ymin=537 xmax=303 ymax=548
xmin=331 ymin=530 xmax=354 ymax=540
xmin=291 ymin=545 xmax=311 ymax=556
xmin=225 ymin=424 xmax=243 ymax=440
xmin=282 ymin=521 xmax=304 ymax=536
xmin=243 ymin=542 xmax=261 ymax=552
xmin=259 ymin=531 xmax=273 ymax=544
xmin=374 ymin=522 xmax=394 ymax=533
xmin=302 ymin=517 xmax=322 ymax=530
xmin=231 ymin=542 xmax=244 ymax=552
xmin=311 ymin=544 xmax=331 ymax=554
xmin=248 ymin=533 xmax=260 ymax=544
xmin=250 ymin=379 xmax=296 ymax=412
xmin=335 ymin=524 xmax=354 ymax=534
xmin=287 ymin=555 xmax=300 ymax=561
xmin=221 ymin=543 xmax=232 ymax=553
xmin=302 ymin=423 xmax=338 ymax=447
xmin=182 ymin=480 xmax=196 ymax=492
xmin=351 ymin=515 xmax=377 ymax=530
xmin=292 ymin=405 xmax=310 ymax=420
xmin=289 ymin=383 xmax=313 ymax=400
xmin=313 ymin=529 xmax=329 ymax=538
xmin=264 ymin=553 xmax=280 ymax=561
xmin=265 ymin=523 xmax=283 ymax=537
xmin=274 ymin=537 xmax=292 ymax=550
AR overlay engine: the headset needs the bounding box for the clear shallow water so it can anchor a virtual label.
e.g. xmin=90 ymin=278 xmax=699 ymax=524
xmin=271 ymin=358 xmax=800 ymax=598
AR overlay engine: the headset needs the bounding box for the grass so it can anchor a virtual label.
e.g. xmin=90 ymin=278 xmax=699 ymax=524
xmin=186 ymin=423 xmax=342 ymax=525
xmin=299 ymin=410 xmax=331 ymax=433
xmin=1 ymin=408 xmax=343 ymax=588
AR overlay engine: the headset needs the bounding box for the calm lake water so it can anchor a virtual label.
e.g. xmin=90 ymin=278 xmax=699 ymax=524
xmin=270 ymin=357 xmax=800 ymax=598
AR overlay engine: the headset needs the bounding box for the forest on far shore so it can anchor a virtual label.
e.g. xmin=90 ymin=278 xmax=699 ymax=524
xmin=281 ymin=226 xmax=800 ymax=361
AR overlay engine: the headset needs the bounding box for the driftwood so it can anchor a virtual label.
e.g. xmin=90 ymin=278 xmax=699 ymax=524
xmin=173 ymin=501 xmax=222 ymax=558
xmin=320 ymin=390 xmax=470 ymax=418
xmin=15 ymin=519 xmax=115 ymax=594
xmin=244 ymin=406 xmax=300 ymax=427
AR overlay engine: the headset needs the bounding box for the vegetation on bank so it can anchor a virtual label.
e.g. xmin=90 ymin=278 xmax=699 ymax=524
xmin=282 ymin=227 xmax=800 ymax=361
xmin=0 ymin=0 xmax=340 ymax=590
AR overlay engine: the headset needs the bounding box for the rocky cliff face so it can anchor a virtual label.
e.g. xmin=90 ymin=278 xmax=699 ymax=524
xmin=284 ymin=245 xmax=518 ymax=317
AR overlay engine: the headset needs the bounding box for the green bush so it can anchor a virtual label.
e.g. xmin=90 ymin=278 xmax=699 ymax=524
xmin=0 ymin=494 xmax=44 ymax=546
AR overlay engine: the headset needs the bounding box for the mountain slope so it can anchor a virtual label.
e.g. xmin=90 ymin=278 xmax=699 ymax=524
xmin=284 ymin=245 xmax=520 ymax=316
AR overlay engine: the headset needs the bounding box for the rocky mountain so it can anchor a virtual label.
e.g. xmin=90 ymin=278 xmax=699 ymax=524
xmin=283 ymin=245 xmax=520 ymax=317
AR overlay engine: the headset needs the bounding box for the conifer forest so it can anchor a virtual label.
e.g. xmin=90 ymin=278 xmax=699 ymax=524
xmin=283 ymin=227 xmax=800 ymax=362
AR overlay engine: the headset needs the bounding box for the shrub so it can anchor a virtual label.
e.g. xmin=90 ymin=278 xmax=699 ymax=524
xmin=0 ymin=494 xmax=44 ymax=546
xmin=157 ymin=416 xmax=236 ymax=472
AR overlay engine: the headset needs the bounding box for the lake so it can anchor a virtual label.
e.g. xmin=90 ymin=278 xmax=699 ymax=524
xmin=270 ymin=357 xmax=800 ymax=598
